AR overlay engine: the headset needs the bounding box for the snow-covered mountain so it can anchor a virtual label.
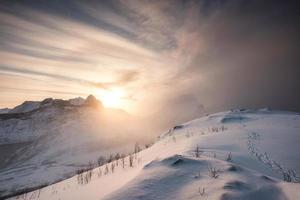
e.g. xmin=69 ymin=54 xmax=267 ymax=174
xmin=0 ymin=108 xmax=11 ymax=114
xmin=0 ymin=95 xmax=141 ymax=198
xmin=0 ymin=95 xmax=103 ymax=144
xmin=8 ymin=101 xmax=41 ymax=114
xmin=6 ymin=109 xmax=300 ymax=200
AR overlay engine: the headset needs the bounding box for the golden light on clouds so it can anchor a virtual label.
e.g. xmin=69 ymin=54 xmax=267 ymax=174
xmin=0 ymin=3 xmax=195 ymax=113
xmin=1 ymin=1 xmax=298 ymax=114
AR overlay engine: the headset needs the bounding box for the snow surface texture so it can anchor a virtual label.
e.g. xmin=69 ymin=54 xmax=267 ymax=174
xmin=6 ymin=109 xmax=300 ymax=200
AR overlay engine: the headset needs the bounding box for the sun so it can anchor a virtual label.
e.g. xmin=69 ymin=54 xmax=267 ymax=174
xmin=97 ymin=88 xmax=124 ymax=108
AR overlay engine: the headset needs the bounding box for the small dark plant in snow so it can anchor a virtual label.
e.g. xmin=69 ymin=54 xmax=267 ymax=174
xmin=115 ymin=153 xmax=120 ymax=166
xmin=84 ymin=162 xmax=94 ymax=184
xmin=213 ymin=152 xmax=217 ymax=158
xmin=111 ymin=162 xmax=115 ymax=173
xmin=121 ymin=154 xmax=125 ymax=168
xmin=283 ymin=171 xmax=292 ymax=182
xmin=104 ymin=164 xmax=109 ymax=175
xmin=221 ymin=125 xmax=226 ymax=131
xmin=16 ymin=193 xmax=28 ymax=199
xmin=274 ymin=162 xmax=300 ymax=183
xmin=77 ymin=169 xmax=84 ymax=184
xmin=172 ymin=135 xmax=176 ymax=143
xmin=226 ymin=152 xmax=232 ymax=162
xmin=19 ymin=188 xmax=42 ymax=199
xmin=194 ymin=171 xmax=201 ymax=179
xmin=281 ymin=169 xmax=300 ymax=183
xmin=195 ymin=145 xmax=203 ymax=158
xmin=115 ymin=153 xmax=120 ymax=160
xmin=199 ymin=187 xmax=205 ymax=196
xmin=84 ymin=170 xmax=93 ymax=184
xmin=129 ymin=154 xmax=134 ymax=167
xmin=208 ymin=165 xmax=219 ymax=178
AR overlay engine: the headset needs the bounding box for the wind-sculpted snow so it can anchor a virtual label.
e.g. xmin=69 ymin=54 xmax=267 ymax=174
xmin=106 ymin=155 xmax=290 ymax=200
xmin=4 ymin=109 xmax=300 ymax=200
xmin=220 ymin=115 xmax=251 ymax=123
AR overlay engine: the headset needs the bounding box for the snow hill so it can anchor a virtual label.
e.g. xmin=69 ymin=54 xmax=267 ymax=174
xmin=7 ymin=109 xmax=300 ymax=200
xmin=0 ymin=95 xmax=141 ymax=198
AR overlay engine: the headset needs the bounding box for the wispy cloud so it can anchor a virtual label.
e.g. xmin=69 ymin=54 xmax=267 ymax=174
xmin=0 ymin=0 xmax=299 ymax=113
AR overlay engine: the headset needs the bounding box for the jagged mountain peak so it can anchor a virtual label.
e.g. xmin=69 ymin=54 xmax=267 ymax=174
xmin=84 ymin=95 xmax=103 ymax=108
xmin=4 ymin=95 xmax=104 ymax=114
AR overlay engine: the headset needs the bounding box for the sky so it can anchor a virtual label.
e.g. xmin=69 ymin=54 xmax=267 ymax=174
xmin=0 ymin=0 xmax=300 ymax=115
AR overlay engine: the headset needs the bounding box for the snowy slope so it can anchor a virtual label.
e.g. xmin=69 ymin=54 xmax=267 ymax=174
xmin=0 ymin=96 xmax=140 ymax=198
xmin=7 ymin=109 xmax=300 ymax=200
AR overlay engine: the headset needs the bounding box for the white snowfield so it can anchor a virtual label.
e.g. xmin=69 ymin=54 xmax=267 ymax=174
xmin=0 ymin=96 xmax=139 ymax=198
xmin=8 ymin=109 xmax=300 ymax=200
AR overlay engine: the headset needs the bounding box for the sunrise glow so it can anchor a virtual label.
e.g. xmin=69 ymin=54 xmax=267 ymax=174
xmin=96 ymin=88 xmax=125 ymax=108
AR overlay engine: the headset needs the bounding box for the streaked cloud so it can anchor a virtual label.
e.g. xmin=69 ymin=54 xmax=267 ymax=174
xmin=0 ymin=0 xmax=299 ymax=114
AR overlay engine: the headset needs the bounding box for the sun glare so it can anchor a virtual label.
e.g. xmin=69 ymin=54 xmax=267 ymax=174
xmin=98 ymin=88 xmax=124 ymax=108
